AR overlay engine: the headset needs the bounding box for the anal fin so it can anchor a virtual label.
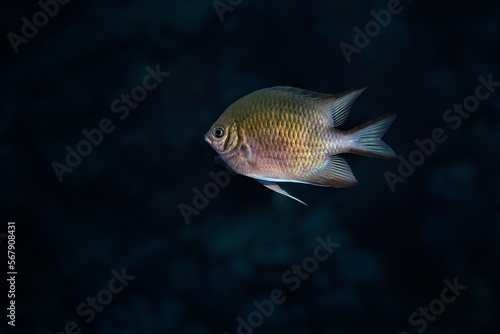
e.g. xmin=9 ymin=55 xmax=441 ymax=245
xmin=306 ymin=156 xmax=358 ymax=188
xmin=256 ymin=179 xmax=308 ymax=206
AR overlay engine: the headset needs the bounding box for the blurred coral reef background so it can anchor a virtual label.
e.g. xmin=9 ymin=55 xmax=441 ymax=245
xmin=1 ymin=0 xmax=499 ymax=333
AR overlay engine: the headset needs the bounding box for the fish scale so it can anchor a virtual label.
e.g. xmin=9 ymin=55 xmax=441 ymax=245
xmin=241 ymin=101 xmax=334 ymax=179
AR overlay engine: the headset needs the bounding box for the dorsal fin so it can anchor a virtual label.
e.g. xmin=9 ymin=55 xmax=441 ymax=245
xmin=262 ymin=86 xmax=366 ymax=127
xmin=264 ymin=86 xmax=332 ymax=100
xmin=320 ymin=87 xmax=367 ymax=127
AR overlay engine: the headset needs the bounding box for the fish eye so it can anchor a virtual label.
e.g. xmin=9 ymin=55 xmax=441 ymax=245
xmin=213 ymin=127 xmax=225 ymax=139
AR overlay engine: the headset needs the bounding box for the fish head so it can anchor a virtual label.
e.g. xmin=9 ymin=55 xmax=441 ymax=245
xmin=204 ymin=119 xmax=240 ymax=155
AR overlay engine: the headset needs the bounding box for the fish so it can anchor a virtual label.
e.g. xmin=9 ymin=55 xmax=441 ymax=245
xmin=204 ymin=86 xmax=396 ymax=205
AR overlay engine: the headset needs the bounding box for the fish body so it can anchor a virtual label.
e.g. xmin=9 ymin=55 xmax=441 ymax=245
xmin=205 ymin=86 xmax=396 ymax=205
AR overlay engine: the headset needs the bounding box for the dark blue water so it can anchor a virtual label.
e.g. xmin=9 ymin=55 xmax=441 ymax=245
xmin=1 ymin=0 xmax=499 ymax=333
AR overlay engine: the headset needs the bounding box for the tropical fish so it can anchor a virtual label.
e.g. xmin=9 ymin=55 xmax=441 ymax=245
xmin=204 ymin=86 xmax=396 ymax=205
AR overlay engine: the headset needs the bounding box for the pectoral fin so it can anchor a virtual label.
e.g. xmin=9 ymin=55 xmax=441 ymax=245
xmin=256 ymin=179 xmax=308 ymax=206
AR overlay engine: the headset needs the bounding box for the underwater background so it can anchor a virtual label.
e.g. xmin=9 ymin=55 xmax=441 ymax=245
xmin=1 ymin=0 xmax=499 ymax=333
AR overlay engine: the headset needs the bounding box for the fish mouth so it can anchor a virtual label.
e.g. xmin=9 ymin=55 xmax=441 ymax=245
xmin=204 ymin=135 xmax=212 ymax=145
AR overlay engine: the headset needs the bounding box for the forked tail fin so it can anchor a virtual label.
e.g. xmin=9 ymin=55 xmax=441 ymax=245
xmin=348 ymin=113 xmax=397 ymax=159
